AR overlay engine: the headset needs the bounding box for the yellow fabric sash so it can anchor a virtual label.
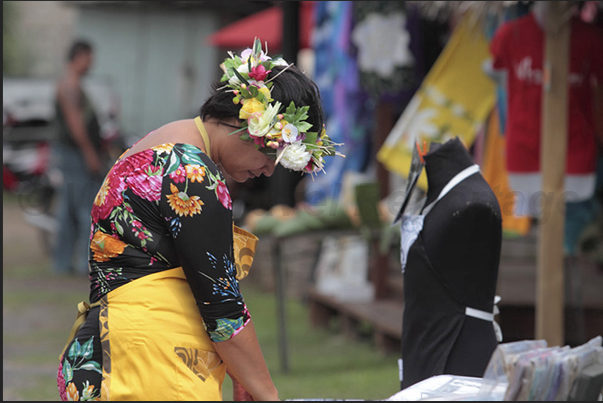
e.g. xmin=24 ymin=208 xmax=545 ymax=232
xmin=59 ymin=300 xmax=101 ymax=360
xmin=194 ymin=116 xmax=211 ymax=159
xmin=99 ymin=267 xmax=225 ymax=400
xmin=233 ymin=224 xmax=258 ymax=280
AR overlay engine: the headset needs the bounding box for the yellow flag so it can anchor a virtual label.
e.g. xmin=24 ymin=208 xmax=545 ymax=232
xmin=377 ymin=12 xmax=496 ymax=190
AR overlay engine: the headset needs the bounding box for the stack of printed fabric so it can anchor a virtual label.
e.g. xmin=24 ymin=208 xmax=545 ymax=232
xmin=386 ymin=336 xmax=603 ymax=401
xmin=478 ymin=336 xmax=603 ymax=401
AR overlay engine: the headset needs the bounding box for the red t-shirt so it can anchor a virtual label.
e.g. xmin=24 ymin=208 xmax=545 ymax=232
xmin=490 ymin=13 xmax=603 ymax=174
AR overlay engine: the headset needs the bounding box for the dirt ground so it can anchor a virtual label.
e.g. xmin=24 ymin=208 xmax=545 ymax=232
xmin=3 ymin=195 xmax=90 ymax=401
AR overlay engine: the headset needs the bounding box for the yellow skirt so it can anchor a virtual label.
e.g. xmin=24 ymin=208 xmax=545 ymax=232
xmin=98 ymin=267 xmax=226 ymax=401
xmin=61 ymin=225 xmax=259 ymax=400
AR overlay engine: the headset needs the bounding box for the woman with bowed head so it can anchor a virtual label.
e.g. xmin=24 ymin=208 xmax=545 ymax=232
xmin=57 ymin=38 xmax=342 ymax=401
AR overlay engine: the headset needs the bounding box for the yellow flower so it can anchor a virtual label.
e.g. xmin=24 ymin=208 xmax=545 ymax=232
xmin=185 ymin=164 xmax=206 ymax=183
xmin=80 ymin=380 xmax=98 ymax=400
xmin=247 ymin=101 xmax=281 ymax=137
xmin=151 ymin=143 xmax=174 ymax=154
xmin=258 ymin=86 xmax=272 ymax=102
xmin=94 ymin=179 xmax=110 ymax=206
xmin=90 ymin=230 xmax=128 ymax=262
xmin=166 ymin=183 xmax=204 ymax=217
xmin=239 ymin=97 xmax=265 ymax=119
xmin=66 ymin=382 xmax=79 ymax=401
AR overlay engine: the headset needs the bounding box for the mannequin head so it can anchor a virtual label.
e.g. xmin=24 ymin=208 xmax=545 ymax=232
xmin=423 ymin=137 xmax=475 ymax=204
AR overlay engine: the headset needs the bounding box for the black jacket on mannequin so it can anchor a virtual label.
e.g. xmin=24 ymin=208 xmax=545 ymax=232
xmin=400 ymin=137 xmax=502 ymax=389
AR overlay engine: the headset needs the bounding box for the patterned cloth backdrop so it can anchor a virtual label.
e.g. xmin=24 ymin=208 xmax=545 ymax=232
xmin=304 ymin=1 xmax=373 ymax=205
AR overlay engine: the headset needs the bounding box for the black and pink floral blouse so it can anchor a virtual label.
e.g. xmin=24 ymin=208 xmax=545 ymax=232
xmin=88 ymin=142 xmax=249 ymax=342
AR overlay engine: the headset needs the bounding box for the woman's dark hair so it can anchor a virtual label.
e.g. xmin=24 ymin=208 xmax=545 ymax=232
xmin=67 ymin=39 xmax=93 ymax=62
xmin=199 ymin=64 xmax=325 ymax=134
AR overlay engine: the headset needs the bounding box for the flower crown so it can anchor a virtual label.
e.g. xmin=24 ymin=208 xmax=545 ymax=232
xmin=219 ymin=38 xmax=343 ymax=175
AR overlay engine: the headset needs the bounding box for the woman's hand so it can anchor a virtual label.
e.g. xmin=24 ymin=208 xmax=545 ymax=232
xmin=213 ymin=321 xmax=279 ymax=401
xmin=232 ymin=377 xmax=254 ymax=401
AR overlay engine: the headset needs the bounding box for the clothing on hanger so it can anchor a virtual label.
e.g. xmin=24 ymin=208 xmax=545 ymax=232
xmin=489 ymin=11 xmax=603 ymax=216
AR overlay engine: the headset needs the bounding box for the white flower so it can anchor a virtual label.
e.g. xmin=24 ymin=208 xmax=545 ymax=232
xmin=228 ymin=64 xmax=250 ymax=85
xmin=240 ymin=48 xmax=253 ymax=61
xmin=272 ymin=57 xmax=289 ymax=67
xmin=279 ymin=142 xmax=312 ymax=171
xmin=247 ymin=101 xmax=281 ymax=137
xmin=241 ymin=48 xmax=269 ymax=64
xmin=280 ymin=123 xmax=299 ymax=143
xmin=351 ymin=12 xmax=414 ymax=78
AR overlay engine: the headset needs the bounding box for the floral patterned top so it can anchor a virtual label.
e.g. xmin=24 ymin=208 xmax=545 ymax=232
xmin=88 ymin=142 xmax=249 ymax=342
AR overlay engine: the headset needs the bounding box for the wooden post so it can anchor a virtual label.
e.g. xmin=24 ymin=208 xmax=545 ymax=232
xmin=536 ymin=1 xmax=571 ymax=347
xmin=272 ymin=238 xmax=289 ymax=373
xmin=372 ymin=101 xmax=394 ymax=300
xmin=375 ymin=101 xmax=393 ymax=199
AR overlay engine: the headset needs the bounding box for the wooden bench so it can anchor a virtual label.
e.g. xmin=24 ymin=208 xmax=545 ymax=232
xmin=307 ymin=287 xmax=403 ymax=354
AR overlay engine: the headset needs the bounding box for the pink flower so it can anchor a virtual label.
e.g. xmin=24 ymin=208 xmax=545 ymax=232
xmin=216 ymin=180 xmax=232 ymax=210
xmin=91 ymin=172 xmax=126 ymax=223
xmin=127 ymin=164 xmax=162 ymax=202
xmin=252 ymin=135 xmax=265 ymax=148
xmin=241 ymin=48 xmax=269 ymax=63
xmin=169 ymin=165 xmax=187 ymax=184
xmin=132 ymin=221 xmax=149 ymax=240
xmin=304 ymin=160 xmax=314 ymax=172
xmin=113 ymin=150 xmax=154 ymax=177
xmin=57 ymin=361 xmax=67 ymax=401
xmin=249 ymin=65 xmax=271 ymax=81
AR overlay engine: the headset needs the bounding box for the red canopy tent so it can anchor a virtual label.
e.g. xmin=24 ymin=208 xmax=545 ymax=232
xmin=207 ymin=1 xmax=315 ymax=50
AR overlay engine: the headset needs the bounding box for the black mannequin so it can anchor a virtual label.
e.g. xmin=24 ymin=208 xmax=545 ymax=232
xmin=400 ymin=137 xmax=502 ymax=389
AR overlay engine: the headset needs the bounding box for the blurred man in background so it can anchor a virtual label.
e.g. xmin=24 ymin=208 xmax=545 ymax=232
xmin=52 ymin=39 xmax=104 ymax=276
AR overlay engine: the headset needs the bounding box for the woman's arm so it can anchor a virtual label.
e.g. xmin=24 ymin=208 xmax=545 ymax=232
xmin=216 ymin=321 xmax=279 ymax=401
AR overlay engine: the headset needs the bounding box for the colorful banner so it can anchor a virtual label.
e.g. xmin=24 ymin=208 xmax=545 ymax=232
xmin=304 ymin=1 xmax=373 ymax=205
xmin=377 ymin=12 xmax=496 ymax=190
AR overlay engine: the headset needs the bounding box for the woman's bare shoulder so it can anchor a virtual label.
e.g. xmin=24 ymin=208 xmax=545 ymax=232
xmin=121 ymin=119 xmax=203 ymax=159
